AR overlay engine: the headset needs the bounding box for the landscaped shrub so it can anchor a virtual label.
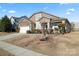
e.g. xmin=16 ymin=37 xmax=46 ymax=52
xmin=27 ymin=30 xmax=32 ymax=33
xmin=27 ymin=29 xmax=42 ymax=34
xmin=49 ymin=29 xmax=53 ymax=34
xmin=16 ymin=27 xmax=20 ymax=33
xmin=35 ymin=29 xmax=42 ymax=33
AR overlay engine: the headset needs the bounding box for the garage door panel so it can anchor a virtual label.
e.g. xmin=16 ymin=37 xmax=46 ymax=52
xmin=20 ymin=26 xmax=29 ymax=33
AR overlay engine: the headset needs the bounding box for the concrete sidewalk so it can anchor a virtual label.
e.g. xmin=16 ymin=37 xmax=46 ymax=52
xmin=0 ymin=33 xmax=21 ymax=41
xmin=0 ymin=41 xmax=45 ymax=56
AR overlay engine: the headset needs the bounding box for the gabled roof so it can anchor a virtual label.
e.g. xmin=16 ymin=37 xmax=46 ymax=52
xmin=10 ymin=16 xmax=28 ymax=22
xmin=38 ymin=17 xmax=50 ymax=23
xmin=38 ymin=17 xmax=62 ymax=23
xmin=60 ymin=18 xmax=71 ymax=26
xmin=38 ymin=17 xmax=50 ymax=21
xmin=29 ymin=11 xmax=62 ymax=24
xmin=29 ymin=11 xmax=61 ymax=19
xmin=19 ymin=19 xmax=31 ymax=27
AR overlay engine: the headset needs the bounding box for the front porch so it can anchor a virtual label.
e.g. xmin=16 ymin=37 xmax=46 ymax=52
xmin=28 ymin=17 xmax=71 ymax=34
xmin=39 ymin=17 xmax=65 ymax=34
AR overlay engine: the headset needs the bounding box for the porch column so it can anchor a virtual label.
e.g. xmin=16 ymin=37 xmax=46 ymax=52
xmin=47 ymin=22 xmax=50 ymax=29
xmin=29 ymin=23 xmax=31 ymax=30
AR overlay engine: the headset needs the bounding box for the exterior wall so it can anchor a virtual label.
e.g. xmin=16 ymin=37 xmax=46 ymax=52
xmin=40 ymin=18 xmax=50 ymax=23
xmin=19 ymin=19 xmax=30 ymax=27
xmin=35 ymin=14 xmax=42 ymax=21
xmin=36 ymin=22 xmax=42 ymax=29
xmin=30 ymin=13 xmax=42 ymax=29
xmin=19 ymin=26 xmax=30 ymax=33
xmin=65 ymin=21 xmax=71 ymax=33
xmin=39 ymin=17 xmax=50 ymax=30
xmin=41 ymin=13 xmax=49 ymax=18
xmin=30 ymin=15 xmax=35 ymax=23
xmin=10 ymin=17 xmax=17 ymax=30
xmin=11 ymin=18 xmax=15 ymax=25
xmin=41 ymin=13 xmax=60 ymax=21
xmin=35 ymin=14 xmax=42 ymax=29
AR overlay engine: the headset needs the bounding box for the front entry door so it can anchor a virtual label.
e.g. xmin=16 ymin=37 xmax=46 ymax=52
xmin=41 ymin=23 xmax=48 ymax=30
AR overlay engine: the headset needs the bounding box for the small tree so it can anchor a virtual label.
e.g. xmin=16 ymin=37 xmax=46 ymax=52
xmin=1 ymin=15 xmax=12 ymax=32
xmin=40 ymin=23 xmax=48 ymax=41
xmin=0 ymin=20 xmax=2 ymax=32
xmin=58 ymin=23 xmax=65 ymax=34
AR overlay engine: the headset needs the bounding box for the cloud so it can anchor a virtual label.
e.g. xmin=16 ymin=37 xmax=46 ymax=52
xmin=66 ymin=8 xmax=75 ymax=15
xmin=67 ymin=8 xmax=75 ymax=12
xmin=8 ymin=10 xmax=16 ymax=13
xmin=2 ymin=9 xmax=7 ymax=12
xmin=66 ymin=12 xmax=71 ymax=15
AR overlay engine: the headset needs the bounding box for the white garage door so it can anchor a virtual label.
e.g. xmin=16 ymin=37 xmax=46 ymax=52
xmin=20 ymin=26 xmax=29 ymax=33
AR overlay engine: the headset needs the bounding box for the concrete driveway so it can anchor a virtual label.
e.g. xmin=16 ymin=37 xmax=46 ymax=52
xmin=0 ymin=33 xmax=45 ymax=56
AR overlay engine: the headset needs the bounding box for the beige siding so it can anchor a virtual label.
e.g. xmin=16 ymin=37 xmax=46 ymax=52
xmin=19 ymin=19 xmax=30 ymax=27
xmin=30 ymin=15 xmax=35 ymax=23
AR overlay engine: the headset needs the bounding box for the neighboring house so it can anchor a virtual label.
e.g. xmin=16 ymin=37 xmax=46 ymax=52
xmin=29 ymin=12 xmax=71 ymax=33
xmin=71 ymin=22 xmax=79 ymax=31
xmin=19 ymin=19 xmax=31 ymax=33
xmin=10 ymin=16 xmax=28 ymax=31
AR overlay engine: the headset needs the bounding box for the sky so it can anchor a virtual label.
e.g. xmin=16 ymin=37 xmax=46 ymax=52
xmin=0 ymin=3 xmax=79 ymax=22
